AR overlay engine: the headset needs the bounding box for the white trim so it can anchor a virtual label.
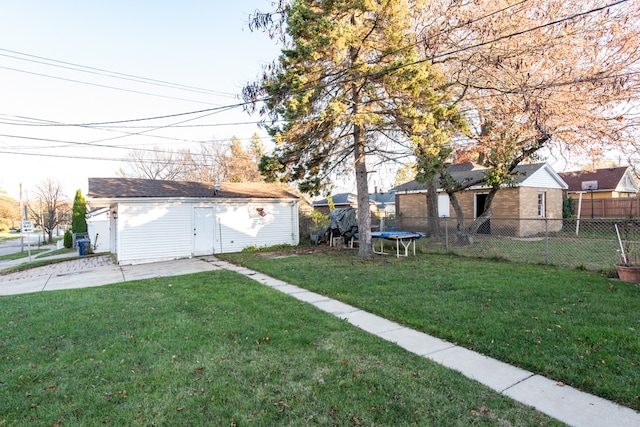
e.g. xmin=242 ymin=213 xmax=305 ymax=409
xmin=474 ymin=192 xmax=490 ymax=219
xmin=537 ymin=192 xmax=546 ymax=218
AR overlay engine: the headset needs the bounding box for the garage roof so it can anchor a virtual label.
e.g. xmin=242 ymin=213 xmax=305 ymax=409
xmin=88 ymin=178 xmax=298 ymax=199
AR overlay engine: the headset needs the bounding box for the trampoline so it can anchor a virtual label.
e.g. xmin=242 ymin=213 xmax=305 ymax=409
xmin=353 ymin=231 xmax=424 ymax=257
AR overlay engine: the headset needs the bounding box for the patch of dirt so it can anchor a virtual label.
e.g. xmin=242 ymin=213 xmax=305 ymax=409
xmin=256 ymin=242 xmax=353 ymax=259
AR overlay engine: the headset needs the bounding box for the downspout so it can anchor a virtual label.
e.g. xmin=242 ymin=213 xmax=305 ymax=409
xmin=218 ymin=216 xmax=223 ymax=254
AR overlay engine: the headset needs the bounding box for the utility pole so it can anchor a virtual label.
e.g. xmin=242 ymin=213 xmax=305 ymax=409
xmin=19 ymin=183 xmax=23 ymax=252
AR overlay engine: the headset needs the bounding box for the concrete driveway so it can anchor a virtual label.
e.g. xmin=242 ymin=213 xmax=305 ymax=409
xmin=0 ymin=255 xmax=222 ymax=296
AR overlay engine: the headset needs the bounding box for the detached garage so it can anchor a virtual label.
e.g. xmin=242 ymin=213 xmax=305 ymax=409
xmin=87 ymin=178 xmax=300 ymax=265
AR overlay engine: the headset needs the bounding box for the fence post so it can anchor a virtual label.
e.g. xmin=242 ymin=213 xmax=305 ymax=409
xmin=545 ymin=218 xmax=549 ymax=265
xmin=444 ymin=216 xmax=449 ymax=253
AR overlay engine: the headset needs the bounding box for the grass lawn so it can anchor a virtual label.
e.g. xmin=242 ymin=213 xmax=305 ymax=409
xmin=221 ymin=249 xmax=640 ymax=412
xmin=0 ymin=249 xmax=49 ymax=262
xmin=0 ymin=271 xmax=560 ymax=426
xmin=417 ymin=236 xmax=621 ymax=274
xmin=0 ymin=231 xmax=20 ymax=243
xmin=36 ymin=248 xmax=77 ymax=258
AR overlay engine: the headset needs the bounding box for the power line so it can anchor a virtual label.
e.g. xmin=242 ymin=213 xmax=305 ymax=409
xmin=370 ymin=0 xmax=532 ymax=66
xmin=1 ymin=0 xmax=635 ymax=165
xmin=0 ymin=149 xmax=129 ymax=162
xmin=4 ymin=1 xmax=629 ymax=131
xmin=259 ymin=0 xmax=632 ymax=104
xmin=399 ymin=0 xmax=632 ymax=72
xmin=0 ymin=114 xmax=271 ymax=129
xmin=0 ymin=47 xmax=237 ymax=98
xmin=0 ymin=65 xmax=226 ymax=106
xmin=0 ymin=104 xmax=247 ymax=151
xmin=0 ymin=103 xmax=250 ymax=128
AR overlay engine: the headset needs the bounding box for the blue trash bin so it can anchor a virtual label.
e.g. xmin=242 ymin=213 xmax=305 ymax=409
xmin=77 ymin=238 xmax=90 ymax=256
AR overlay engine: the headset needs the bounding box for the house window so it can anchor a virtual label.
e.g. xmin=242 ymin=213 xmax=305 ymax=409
xmin=537 ymin=192 xmax=546 ymax=218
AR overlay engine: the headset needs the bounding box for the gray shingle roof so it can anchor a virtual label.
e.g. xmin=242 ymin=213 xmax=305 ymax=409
xmin=312 ymin=193 xmax=358 ymax=207
xmin=87 ymin=178 xmax=298 ymax=199
xmin=393 ymin=163 xmax=549 ymax=192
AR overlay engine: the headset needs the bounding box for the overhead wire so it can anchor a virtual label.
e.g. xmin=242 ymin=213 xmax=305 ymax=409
xmin=0 ymin=0 xmax=543 ymax=131
xmin=0 ymin=65 xmax=226 ymax=107
xmin=1 ymin=0 xmax=635 ymax=168
xmin=0 ymin=47 xmax=237 ymax=98
xmin=3 ymin=0 xmax=627 ymax=130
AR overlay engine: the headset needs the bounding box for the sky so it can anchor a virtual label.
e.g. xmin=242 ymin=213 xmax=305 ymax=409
xmin=0 ymin=1 xmax=284 ymax=200
xmin=1 ymin=1 xmax=617 ymax=204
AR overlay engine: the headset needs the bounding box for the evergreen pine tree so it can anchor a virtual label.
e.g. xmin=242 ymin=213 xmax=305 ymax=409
xmin=71 ymin=189 xmax=87 ymax=234
xmin=244 ymin=0 xmax=465 ymax=255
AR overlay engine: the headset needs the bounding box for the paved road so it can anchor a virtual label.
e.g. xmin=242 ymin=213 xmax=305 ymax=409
xmin=0 ymin=235 xmax=48 ymax=256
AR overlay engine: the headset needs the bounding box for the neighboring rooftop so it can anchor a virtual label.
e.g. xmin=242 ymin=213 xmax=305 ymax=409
xmin=312 ymin=193 xmax=358 ymax=207
xmin=558 ymin=167 xmax=638 ymax=193
xmin=312 ymin=192 xmax=391 ymax=209
xmin=393 ymin=162 xmax=562 ymax=192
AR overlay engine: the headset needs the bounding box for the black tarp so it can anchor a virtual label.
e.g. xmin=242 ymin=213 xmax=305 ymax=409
xmin=329 ymin=208 xmax=358 ymax=239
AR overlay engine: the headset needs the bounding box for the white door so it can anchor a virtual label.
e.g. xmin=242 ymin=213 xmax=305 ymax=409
xmin=193 ymin=207 xmax=215 ymax=256
xmin=437 ymin=194 xmax=450 ymax=217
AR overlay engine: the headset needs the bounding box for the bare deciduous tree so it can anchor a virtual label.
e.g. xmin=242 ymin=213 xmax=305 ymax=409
xmin=413 ymin=0 xmax=640 ymax=232
xmin=29 ymin=179 xmax=68 ymax=243
xmin=118 ymin=136 xmax=267 ymax=184
xmin=117 ymin=147 xmax=191 ymax=181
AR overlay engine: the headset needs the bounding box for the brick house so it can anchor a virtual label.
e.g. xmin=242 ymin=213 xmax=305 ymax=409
xmin=393 ymin=162 xmax=568 ymax=237
xmin=558 ymin=167 xmax=639 ymax=199
xmin=558 ymin=167 xmax=640 ymax=217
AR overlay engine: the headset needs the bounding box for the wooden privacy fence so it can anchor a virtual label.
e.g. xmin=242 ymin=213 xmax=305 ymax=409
xmin=577 ymin=197 xmax=640 ymax=218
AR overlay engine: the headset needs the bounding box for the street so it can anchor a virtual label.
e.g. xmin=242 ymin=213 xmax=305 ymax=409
xmin=0 ymin=234 xmax=48 ymax=256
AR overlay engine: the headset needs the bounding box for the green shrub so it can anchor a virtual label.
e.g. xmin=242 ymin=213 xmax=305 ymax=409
xmin=63 ymin=229 xmax=73 ymax=248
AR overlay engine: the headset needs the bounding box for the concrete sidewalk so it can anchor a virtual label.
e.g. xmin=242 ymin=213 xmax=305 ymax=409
xmin=0 ymin=255 xmax=221 ymax=295
xmin=1 ymin=256 xmax=639 ymax=427
xmin=210 ymin=258 xmax=640 ymax=427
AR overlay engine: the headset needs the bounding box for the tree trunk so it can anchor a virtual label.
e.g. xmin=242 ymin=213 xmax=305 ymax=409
xmin=448 ymin=192 xmax=471 ymax=245
xmin=425 ymin=178 xmax=439 ymax=238
xmin=468 ymin=189 xmax=498 ymax=235
xmin=354 ymin=123 xmax=374 ymax=257
xmin=351 ymin=41 xmax=373 ymax=258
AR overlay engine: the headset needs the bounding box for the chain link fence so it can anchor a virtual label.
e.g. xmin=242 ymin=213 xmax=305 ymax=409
xmin=395 ymin=216 xmax=640 ymax=275
xmin=300 ymin=213 xmax=640 ymax=275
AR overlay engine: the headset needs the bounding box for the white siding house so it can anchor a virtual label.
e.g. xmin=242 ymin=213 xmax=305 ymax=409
xmin=87 ymin=178 xmax=300 ymax=265
xmin=86 ymin=207 xmax=110 ymax=253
